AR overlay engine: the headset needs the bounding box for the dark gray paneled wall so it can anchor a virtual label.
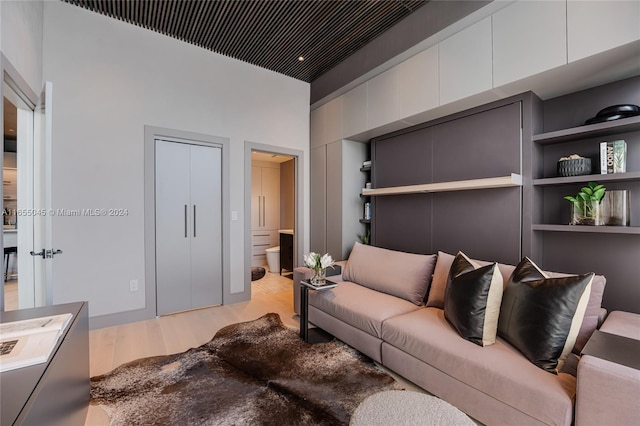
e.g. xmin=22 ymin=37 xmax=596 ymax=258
xmin=372 ymin=99 xmax=524 ymax=265
xmin=310 ymin=1 xmax=491 ymax=104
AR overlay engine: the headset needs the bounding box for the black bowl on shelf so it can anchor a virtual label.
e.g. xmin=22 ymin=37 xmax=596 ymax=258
xmin=557 ymin=158 xmax=592 ymax=177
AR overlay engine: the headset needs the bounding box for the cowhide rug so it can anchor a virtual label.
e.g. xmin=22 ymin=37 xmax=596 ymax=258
xmin=90 ymin=313 xmax=402 ymax=425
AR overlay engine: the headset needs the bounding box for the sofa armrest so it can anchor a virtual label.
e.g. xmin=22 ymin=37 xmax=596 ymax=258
xmin=576 ymin=311 xmax=640 ymax=426
xmin=292 ymin=261 xmax=347 ymax=314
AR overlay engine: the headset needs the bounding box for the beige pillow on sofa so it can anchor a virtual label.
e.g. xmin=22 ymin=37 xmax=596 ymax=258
xmin=342 ymin=242 xmax=437 ymax=305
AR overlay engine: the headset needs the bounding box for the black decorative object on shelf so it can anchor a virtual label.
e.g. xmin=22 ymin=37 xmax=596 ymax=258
xmin=557 ymin=157 xmax=592 ymax=177
xmin=585 ymin=104 xmax=640 ymax=125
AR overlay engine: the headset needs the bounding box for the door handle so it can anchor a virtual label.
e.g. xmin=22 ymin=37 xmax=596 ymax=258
xmin=193 ymin=204 xmax=197 ymax=238
xmin=30 ymin=250 xmax=45 ymax=259
xmin=30 ymin=249 xmax=62 ymax=259
xmin=184 ymin=204 xmax=188 ymax=238
xmin=258 ymin=196 xmax=262 ymax=227
xmin=262 ymin=195 xmax=266 ymax=227
xmin=46 ymin=249 xmax=63 ymax=259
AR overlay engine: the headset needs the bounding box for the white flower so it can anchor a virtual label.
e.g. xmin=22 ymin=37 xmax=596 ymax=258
xmin=304 ymin=252 xmax=335 ymax=270
xmin=320 ymin=253 xmax=334 ymax=269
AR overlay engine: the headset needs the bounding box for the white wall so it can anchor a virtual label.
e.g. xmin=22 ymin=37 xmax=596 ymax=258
xmin=1 ymin=0 xmax=43 ymax=93
xmin=42 ymin=2 xmax=309 ymax=318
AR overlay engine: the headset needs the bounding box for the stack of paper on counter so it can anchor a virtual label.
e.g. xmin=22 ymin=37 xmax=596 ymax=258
xmin=0 ymin=313 xmax=73 ymax=372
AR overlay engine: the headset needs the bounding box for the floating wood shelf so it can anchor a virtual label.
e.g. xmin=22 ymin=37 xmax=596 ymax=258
xmin=532 ymin=224 xmax=640 ymax=235
xmin=361 ymin=174 xmax=523 ymax=196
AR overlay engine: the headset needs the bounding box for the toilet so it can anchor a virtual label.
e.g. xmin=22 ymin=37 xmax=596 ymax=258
xmin=265 ymin=246 xmax=280 ymax=273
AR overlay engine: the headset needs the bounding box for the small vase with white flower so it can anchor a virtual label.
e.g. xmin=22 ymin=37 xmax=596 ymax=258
xmin=304 ymin=252 xmax=335 ymax=285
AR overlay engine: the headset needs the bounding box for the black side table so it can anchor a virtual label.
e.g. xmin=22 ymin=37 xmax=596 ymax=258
xmin=299 ymin=279 xmax=337 ymax=343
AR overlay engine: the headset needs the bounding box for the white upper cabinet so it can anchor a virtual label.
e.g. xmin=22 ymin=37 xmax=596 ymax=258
xmin=493 ymin=0 xmax=567 ymax=87
xmin=567 ymin=0 xmax=640 ymax=63
xmin=398 ymin=45 xmax=439 ymax=118
xmin=324 ymin=96 xmax=343 ymax=144
xmin=342 ymin=83 xmax=368 ymax=138
xmin=311 ymin=97 xmax=343 ymax=147
xmin=310 ymin=106 xmax=325 ymax=149
xmin=439 ymin=17 xmax=492 ymax=105
xmin=367 ymin=66 xmax=400 ymax=129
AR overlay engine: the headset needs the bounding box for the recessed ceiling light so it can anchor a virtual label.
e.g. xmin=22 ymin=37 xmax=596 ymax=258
xmin=8 ymin=129 xmax=15 ymax=133
xmin=298 ymin=56 xmax=305 ymax=62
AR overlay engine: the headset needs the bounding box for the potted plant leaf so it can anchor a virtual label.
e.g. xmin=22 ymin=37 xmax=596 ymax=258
xmin=564 ymin=182 xmax=606 ymax=225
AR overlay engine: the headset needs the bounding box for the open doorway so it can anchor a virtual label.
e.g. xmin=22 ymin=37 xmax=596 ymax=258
xmin=251 ymin=151 xmax=295 ymax=277
xmin=2 ymin=82 xmax=36 ymax=311
xmin=244 ymin=142 xmax=304 ymax=299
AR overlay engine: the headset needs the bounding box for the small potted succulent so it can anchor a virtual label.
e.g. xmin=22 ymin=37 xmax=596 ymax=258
xmin=564 ymin=182 xmax=606 ymax=225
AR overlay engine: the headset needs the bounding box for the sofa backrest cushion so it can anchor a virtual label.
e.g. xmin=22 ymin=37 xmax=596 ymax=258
xmin=343 ymin=242 xmax=437 ymax=305
xmin=444 ymin=252 xmax=503 ymax=347
xmin=497 ymin=257 xmax=593 ymax=374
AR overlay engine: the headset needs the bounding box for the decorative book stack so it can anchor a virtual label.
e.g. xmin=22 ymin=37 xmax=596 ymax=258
xmin=600 ymin=140 xmax=627 ymax=174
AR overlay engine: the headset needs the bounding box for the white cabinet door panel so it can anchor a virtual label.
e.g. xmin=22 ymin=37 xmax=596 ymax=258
xmin=493 ymin=0 xmax=567 ymax=87
xmin=439 ymin=17 xmax=492 ymax=105
xmin=342 ymin=83 xmax=368 ymax=138
xmin=568 ymin=0 xmax=640 ymax=62
xmin=399 ymin=44 xmax=439 ymax=117
xmin=367 ymin=67 xmax=400 ymax=129
xmin=251 ymin=166 xmax=262 ymax=229
xmin=261 ymin=167 xmax=280 ymax=230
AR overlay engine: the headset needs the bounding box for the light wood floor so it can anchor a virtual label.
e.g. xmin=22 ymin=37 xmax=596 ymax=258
xmin=3 ymin=279 xmax=18 ymax=311
xmin=86 ymin=272 xmax=296 ymax=425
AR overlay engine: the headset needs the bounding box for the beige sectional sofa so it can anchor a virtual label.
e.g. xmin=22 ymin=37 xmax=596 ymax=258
xmin=293 ymin=243 xmax=610 ymax=426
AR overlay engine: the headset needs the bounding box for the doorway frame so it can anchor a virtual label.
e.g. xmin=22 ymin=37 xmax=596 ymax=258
xmin=90 ymin=125 xmax=231 ymax=328
xmin=0 ymin=53 xmax=37 ymax=312
xmin=244 ymin=142 xmax=304 ymax=297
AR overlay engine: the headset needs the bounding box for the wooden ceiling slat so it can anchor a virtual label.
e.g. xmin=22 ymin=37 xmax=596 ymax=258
xmin=62 ymin=0 xmax=427 ymax=82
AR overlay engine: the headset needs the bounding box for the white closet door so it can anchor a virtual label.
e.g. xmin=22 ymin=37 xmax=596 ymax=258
xmin=155 ymin=140 xmax=192 ymax=315
xmin=189 ymin=144 xmax=222 ymax=308
xmin=261 ymin=167 xmax=280 ymax=230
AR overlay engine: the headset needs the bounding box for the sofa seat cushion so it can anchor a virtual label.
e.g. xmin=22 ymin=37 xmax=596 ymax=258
xmin=309 ymin=281 xmax=421 ymax=338
xmin=381 ymin=308 xmax=576 ymax=422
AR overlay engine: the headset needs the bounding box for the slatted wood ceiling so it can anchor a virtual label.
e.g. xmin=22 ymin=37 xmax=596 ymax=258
xmin=63 ymin=0 xmax=427 ymax=82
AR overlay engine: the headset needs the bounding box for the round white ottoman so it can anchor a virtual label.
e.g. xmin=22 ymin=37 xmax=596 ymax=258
xmin=350 ymin=390 xmax=476 ymax=426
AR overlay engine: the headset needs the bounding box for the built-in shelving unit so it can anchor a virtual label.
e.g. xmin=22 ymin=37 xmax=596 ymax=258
xmin=532 ymin=115 xmax=639 ymax=235
xmin=360 ymin=161 xmax=372 ymax=227
xmin=362 ymin=174 xmax=522 ymax=196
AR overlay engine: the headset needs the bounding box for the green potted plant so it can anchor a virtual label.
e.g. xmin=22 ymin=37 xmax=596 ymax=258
xmin=358 ymin=229 xmax=370 ymax=245
xmin=564 ymin=182 xmax=606 ymax=225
